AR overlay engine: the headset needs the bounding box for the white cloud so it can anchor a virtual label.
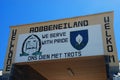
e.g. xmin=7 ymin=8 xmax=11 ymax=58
xmin=0 ymin=71 xmax=2 ymax=76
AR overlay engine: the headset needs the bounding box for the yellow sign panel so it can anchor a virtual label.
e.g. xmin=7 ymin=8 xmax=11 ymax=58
xmin=3 ymin=11 xmax=119 ymax=75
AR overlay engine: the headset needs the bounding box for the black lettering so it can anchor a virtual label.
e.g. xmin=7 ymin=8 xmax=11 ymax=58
xmin=49 ymin=25 xmax=53 ymax=30
xmin=107 ymin=45 xmax=113 ymax=52
xmin=6 ymin=58 xmax=12 ymax=66
xmin=106 ymin=37 xmax=112 ymax=44
xmin=39 ymin=54 xmax=50 ymax=60
xmin=58 ymin=24 xmax=63 ymax=29
xmin=44 ymin=26 xmax=48 ymax=31
xmin=112 ymin=55 xmax=115 ymax=62
xmin=78 ymin=20 xmax=88 ymax=27
xmin=104 ymin=16 xmax=113 ymax=53
xmin=29 ymin=27 xmax=34 ymax=33
xmin=73 ymin=22 xmax=78 ymax=27
xmin=53 ymin=24 xmax=58 ymax=30
xmin=78 ymin=21 xmax=84 ymax=27
xmin=34 ymin=27 xmax=39 ymax=32
xmin=39 ymin=26 xmax=44 ymax=32
xmin=104 ymin=16 xmax=110 ymax=23
xmin=109 ymin=55 xmax=115 ymax=63
xmin=104 ymin=23 xmax=110 ymax=29
xmin=5 ymin=29 xmax=17 ymax=72
xmin=28 ymin=56 xmax=31 ymax=61
xmin=78 ymin=51 xmax=81 ymax=56
xmin=29 ymin=20 xmax=89 ymax=32
xmin=28 ymin=56 xmax=37 ymax=61
xmin=5 ymin=65 xmax=10 ymax=71
xmin=8 ymin=49 xmax=13 ymax=58
xmin=51 ymin=54 xmax=58 ymax=59
xmin=54 ymin=38 xmax=68 ymax=43
xmin=12 ymin=29 xmax=17 ymax=40
xmin=63 ymin=23 xmax=68 ymax=29
xmin=64 ymin=51 xmax=81 ymax=58
xmin=42 ymin=34 xmax=48 ymax=38
xmin=84 ymin=20 xmax=88 ymax=26
xmin=68 ymin=23 xmax=72 ymax=28
xmin=73 ymin=20 xmax=88 ymax=27
xmin=105 ymin=31 xmax=111 ymax=37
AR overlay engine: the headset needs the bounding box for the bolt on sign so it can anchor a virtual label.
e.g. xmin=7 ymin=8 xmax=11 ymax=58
xmin=3 ymin=11 xmax=119 ymax=75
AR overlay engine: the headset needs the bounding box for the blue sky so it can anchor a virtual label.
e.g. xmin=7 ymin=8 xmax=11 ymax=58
xmin=0 ymin=0 xmax=120 ymax=69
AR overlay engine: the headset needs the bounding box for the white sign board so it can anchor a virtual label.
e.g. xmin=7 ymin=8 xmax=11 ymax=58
xmin=15 ymin=25 xmax=104 ymax=63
